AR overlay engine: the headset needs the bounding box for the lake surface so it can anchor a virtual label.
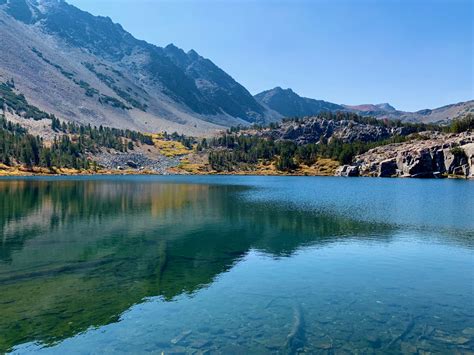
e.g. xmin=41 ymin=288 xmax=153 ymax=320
xmin=0 ymin=176 xmax=473 ymax=354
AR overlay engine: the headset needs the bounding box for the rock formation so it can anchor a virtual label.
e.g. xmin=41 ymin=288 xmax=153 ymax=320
xmin=336 ymin=132 xmax=474 ymax=179
xmin=260 ymin=116 xmax=413 ymax=145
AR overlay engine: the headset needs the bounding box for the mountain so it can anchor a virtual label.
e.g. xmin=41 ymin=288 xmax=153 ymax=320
xmin=0 ymin=0 xmax=471 ymax=136
xmin=393 ymin=101 xmax=474 ymax=123
xmin=255 ymin=87 xmax=473 ymax=123
xmin=343 ymin=101 xmax=474 ymax=123
xmin=255 ymin=87 xmax=344 ymax=118
xmin=343 ymin=103 xmax=397 ymax=114
xmin=0 ymin=0 xmax=272 ymax=135
xmin=162 ymin=44 xmax=267 ymax=122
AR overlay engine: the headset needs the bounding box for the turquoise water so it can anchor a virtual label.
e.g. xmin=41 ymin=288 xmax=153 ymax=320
xmin=0 ymin=176 xmax=473 ymax=354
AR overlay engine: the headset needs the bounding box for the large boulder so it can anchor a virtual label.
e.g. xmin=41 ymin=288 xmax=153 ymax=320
xmin=396 ymin=149 xmax=435 ymax=178
xmin=282 ymin=125 xmax=305 ymax=140
xmin=378 ymin=158 xmax=398 ymax=177
xmin=443 ymin=148 xmax=456 ymax=174
xmin=126 ymin=160 xmax=139 ymax=169
xmin=335 ymin=165 xmax=359 ymax=177
xmin=443 ymin=145 xmax=470 ymax=176
xmin=431 ymin=149 xmax=446 ymax=174
xmin=461 ymin=143 xmax=474 ymax=178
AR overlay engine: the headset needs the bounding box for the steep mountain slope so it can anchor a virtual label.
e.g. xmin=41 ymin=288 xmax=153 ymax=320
xmin=163 ymin=44 xmax=266 ymax=122
xmin=255 ymin=87 xmax=344 ymax=118
xmin=255 ymin=87 xmax=473 ymax=123
xmin=0 ymin=0 xmax=270 ymax=135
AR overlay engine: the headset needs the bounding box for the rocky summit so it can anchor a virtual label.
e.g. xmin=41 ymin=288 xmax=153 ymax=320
xmin=254 ymin=87 xmax=344 ymax=119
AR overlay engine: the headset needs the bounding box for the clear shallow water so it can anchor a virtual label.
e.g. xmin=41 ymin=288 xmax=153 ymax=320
xmin=0 ymin=176 xmax=473 ymax=354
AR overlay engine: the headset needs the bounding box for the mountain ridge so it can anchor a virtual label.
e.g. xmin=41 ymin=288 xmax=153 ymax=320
xmin=255 ymin=87 xmax=345 ymax=118
xmin=0 ymin=0 xmax=471 ymax=136
xmin=255 ymin=87 xmax=474 ymax=124
xmin=0 ymin=0 xmax=273 ymax=135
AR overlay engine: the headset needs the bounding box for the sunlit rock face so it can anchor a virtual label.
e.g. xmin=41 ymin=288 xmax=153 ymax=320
xmin=352 ymin=131 xmax=474 ymax=178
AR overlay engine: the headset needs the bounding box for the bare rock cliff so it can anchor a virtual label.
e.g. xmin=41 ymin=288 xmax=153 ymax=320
xmin=335 ymin=132 xmax=474 ymax=178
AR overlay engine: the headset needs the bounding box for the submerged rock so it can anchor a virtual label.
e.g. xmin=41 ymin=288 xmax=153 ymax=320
xmin=400 ymin=341 xmax=417 ymax=354
xmin=366 ymin=334 xmax=381 ymax=348
xmin=189 ymin=339 xmax=211 ymax=349
xmin=433 ymin=334 xmax=470 ymax=345
xmin=284 ymin=303 xmax=305 ymax=354
xmin=314 ymin=341 xmax=333 ymax=350
xmin=462 ymin=327 xmax=474 ymax=336
xmin=171 ymin=330 xmax=192 ymax=345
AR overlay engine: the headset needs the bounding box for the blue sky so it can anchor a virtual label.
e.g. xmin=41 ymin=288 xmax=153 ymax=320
xmin=67 ymin=0 xmax=473 ymax=111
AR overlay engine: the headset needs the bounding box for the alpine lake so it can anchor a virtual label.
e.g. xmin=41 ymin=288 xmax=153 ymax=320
xmin=0 ymin=176 xmax=473 ymax=354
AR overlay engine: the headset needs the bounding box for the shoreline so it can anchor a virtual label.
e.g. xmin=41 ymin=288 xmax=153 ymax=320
xmin=1 ymin=168 xmax=472 ymax=180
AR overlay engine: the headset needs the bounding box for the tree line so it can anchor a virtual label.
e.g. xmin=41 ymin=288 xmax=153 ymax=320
xmin=0 ymin=81 xmax=52 ymax=121
xmin=161 ymin=131 xmax=195 ymax=149
xmin=0 ymin=114 xmax=154 ymax=170
xmin=51 ymin=116 xmax=153 ymax=150
xmin=205 ymin=133 xmax=408 ymax=171
xmin=205 ymin=113 xmax=474 ymax=172
xmin=226 ymin=112 xmax=474 ymax=136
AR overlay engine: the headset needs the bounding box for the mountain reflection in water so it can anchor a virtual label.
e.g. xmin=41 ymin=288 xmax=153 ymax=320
xmin=0 ymin=177 xmax=472 ymax=354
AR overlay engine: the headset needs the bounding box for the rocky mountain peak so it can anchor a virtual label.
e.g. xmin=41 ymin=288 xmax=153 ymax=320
xmin=187 ymin=49 xmax=200 ymax=60
xmin=31 ymin=0 xmax=63 ymax=9
xmin=267 ymin=87 xmax=294 ymax=95
xmin=2 ymin=0 xmax=65 ymax=23
xmin=163 ymin=43 xmax=190 ymax=67
xmin=165 ymin=43 xmax=182 ymax=52
xmin=375 ymin=103 xmax=397 ymax=112
xmin=255 ymin=87 xmax=344 ymax=118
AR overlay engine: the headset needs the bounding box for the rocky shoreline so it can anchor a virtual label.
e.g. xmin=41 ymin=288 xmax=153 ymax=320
xmin=2 ymin=131 xmax=474 ymax=179
xmin=335 ymin=132 xmax=474 ymax=179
